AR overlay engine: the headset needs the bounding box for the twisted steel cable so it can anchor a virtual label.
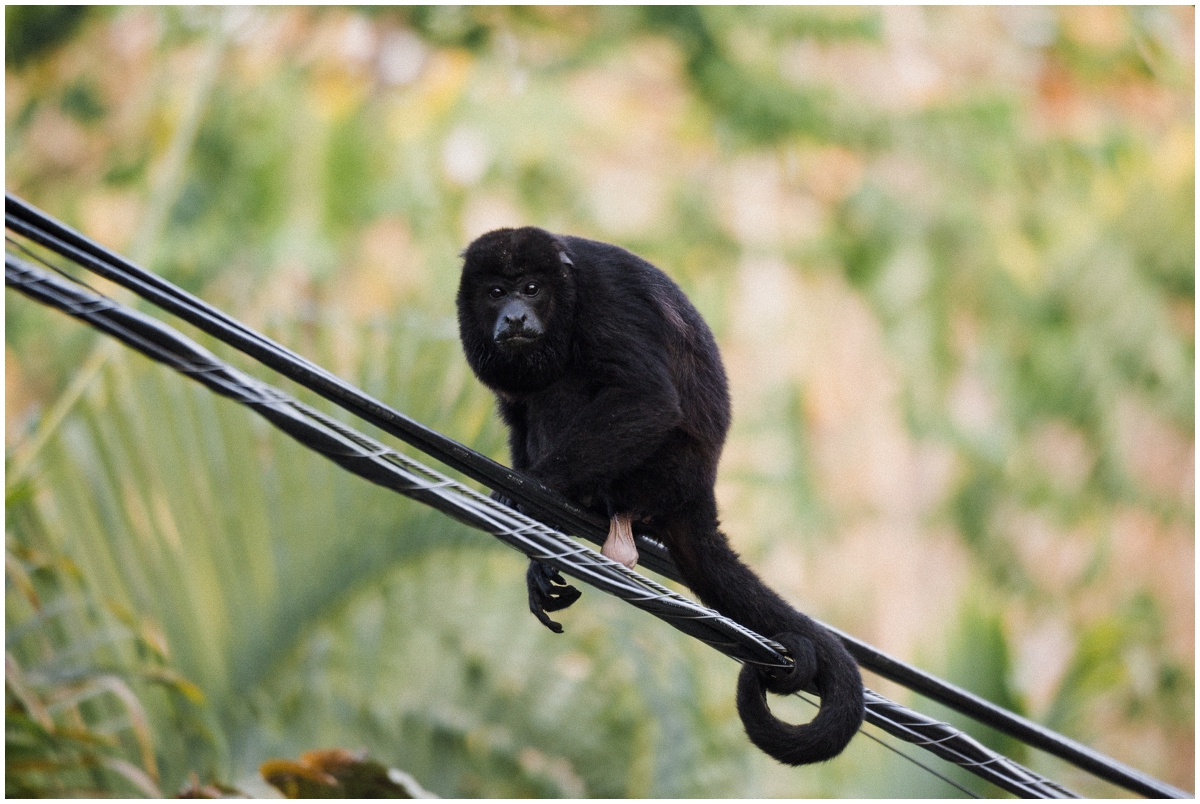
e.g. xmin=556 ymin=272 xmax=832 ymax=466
xmin=6 ymin=193 xmax=1188 ymax=799
xmin=8 ymin=254 xmax=1084 ymax=798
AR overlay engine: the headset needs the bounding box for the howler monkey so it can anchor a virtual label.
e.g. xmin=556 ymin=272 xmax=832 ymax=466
xmin=456 ymin=227 xmax=864 ymax=766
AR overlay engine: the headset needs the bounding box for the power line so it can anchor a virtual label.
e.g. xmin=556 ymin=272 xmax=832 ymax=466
xmin=0 ymin=253 xmax=1084 ymax=799
xmin=5 ymin=194 xmax=1189 ymax=799
xmin=5 ymin=253 xmax=1080 ymax=797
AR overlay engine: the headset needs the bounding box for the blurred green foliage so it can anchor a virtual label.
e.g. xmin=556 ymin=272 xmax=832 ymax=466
xmin=6 ymin=5 xmax=1193 ymax=798
xmin=5 ymin=6 xmax=93 ymax=69
xmin=5 ymin=510 xmax=211 ymax=797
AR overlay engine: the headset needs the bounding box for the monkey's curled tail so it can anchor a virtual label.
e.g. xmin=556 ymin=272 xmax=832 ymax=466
xmin=667 ymin=525 xmax=865 ymax=766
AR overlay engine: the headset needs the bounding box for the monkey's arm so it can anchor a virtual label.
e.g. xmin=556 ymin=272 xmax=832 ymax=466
xmin=495 ymin=398 xmax=587 ymax=631
xmin=495 ymin=397 xmax=531 ymax=470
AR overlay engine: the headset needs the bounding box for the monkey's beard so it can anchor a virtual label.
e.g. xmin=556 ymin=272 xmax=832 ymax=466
xmin=466 ymin=334 xmax=570 ymax=395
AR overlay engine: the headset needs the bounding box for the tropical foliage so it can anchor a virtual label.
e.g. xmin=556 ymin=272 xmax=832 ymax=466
xmin=6 ymin=6 xmax=1193 ymax=797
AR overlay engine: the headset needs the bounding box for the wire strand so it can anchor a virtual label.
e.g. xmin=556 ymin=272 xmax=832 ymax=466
xmin=792 ymin=692 xmax=981 ymax=798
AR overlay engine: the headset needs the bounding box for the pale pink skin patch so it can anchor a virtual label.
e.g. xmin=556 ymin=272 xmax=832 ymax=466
xmin=601 ymin=513 xmax=638 ymax=569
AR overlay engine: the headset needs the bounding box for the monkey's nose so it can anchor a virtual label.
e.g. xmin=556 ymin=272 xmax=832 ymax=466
xmin=495 ymin=316 xmax=537 ymax=344
xmin=493 ymin=301 xmax=543 ymax=343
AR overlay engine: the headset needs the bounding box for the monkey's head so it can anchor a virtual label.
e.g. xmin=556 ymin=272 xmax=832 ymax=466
xmin=457 ymin=227 xmax=577 ymax=394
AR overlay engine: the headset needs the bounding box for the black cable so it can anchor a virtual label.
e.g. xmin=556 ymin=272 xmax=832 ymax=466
xmin=6 ymin=235 xmax=103 ymax=293
xmin=5 ymin=254 xmax=1083 ymax=799
xmin=794 ymin=692 xmax=981 ymax=798
xmin=3 ymin=194 xmax=629 ymax=562
xmin=3 ymin=254 xmax=795 ymax=671
xmin=5 ymin=194 xmax=1190 ymax=800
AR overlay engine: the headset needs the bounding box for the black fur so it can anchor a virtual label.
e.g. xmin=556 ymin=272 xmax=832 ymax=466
xmin=456 ymin=226 xmax=864 ymax=766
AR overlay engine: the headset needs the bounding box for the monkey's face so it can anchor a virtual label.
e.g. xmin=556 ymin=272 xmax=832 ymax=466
xmin=480 ymin=277 xmax=548 ymax=351
xmin=457 ymin=227 xmax=576 ymax=393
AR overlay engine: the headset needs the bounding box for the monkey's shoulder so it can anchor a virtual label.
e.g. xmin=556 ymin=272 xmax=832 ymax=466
xmin=560 ymin=235 xmax=674 ymax=289
xmin=561 ymin=238 xmax=703 ymax=337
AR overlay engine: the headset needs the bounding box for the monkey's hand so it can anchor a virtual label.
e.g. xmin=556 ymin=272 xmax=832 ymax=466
xmin=526 ymin=560 xmax=582 ymax=634
xmin=490 ymin=493 xmax=582 ymax=632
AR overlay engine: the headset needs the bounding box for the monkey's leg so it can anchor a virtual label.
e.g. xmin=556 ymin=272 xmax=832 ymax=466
xmin=601 ymin=513 xmax=639 ymax=570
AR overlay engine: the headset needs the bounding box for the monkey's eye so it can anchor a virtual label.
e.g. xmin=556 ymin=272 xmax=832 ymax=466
xmin=521 ymin=282 xmax=540 ymax=297
xmin=488 ymin=287 xmax=505 ymax=299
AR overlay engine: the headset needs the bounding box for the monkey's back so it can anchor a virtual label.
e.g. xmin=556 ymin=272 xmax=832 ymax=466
xmin=561 ymin=236 xmax=732 ymax=512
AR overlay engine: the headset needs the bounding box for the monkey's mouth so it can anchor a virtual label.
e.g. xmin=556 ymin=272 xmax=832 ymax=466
xmin=494 ymin=332 xmax=540 ymax=349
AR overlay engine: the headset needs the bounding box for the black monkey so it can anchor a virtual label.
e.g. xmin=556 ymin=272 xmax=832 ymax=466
xmin=456 ymin=227 xmax=864 ymax=766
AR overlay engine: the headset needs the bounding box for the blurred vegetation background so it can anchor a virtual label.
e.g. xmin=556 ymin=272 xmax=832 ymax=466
xmin=5 ymin=6 xmax=1193 ymax=798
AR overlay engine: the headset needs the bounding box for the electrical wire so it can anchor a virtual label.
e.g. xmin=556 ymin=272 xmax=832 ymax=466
xmin=5 ymin=253 xmax=1084 ymax=798
xmin=5 ymin=194 xmax=1189 ymax=800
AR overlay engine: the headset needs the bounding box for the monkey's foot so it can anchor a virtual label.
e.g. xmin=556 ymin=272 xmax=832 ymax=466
xmin=526 ymin=560 xmax=582 ymax=634
xmin=601 ymin=513 xmax=638 ymax=570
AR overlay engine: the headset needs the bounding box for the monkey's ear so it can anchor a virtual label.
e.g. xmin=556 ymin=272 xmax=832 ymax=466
xmin=549 ymin=234 xmax=574 ymax=272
